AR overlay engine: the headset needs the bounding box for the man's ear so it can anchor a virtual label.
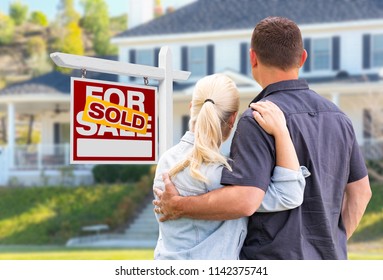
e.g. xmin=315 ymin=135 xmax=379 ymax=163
xmin=300 ymin=49 xmax=308 ymax=68
xmin=249 ymin=48 xmax=258 ymax=68
xmin=229 ymin=111 xmax=238 ymax=128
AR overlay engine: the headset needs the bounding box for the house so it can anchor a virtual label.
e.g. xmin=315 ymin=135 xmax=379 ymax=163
xmin=112 ymin=0 xmax=383 ymax=161
xmin=0 ymin=0 xmax=382 ymax=186
xmin=0 ymin=68 xmax=118 ymax=186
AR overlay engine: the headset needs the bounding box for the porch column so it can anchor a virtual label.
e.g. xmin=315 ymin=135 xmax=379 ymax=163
xmin=331 ymin=92 xmax=340 ymax=107
xmin=7 ymin=103 xmax=15 ymax=168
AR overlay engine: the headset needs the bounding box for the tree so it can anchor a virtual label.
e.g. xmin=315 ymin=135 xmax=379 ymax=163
xmin=30 ymin=11 xmax=48 ymax=27
xmin=0 ymin=13 xmax=15 ymax=45
xmin=57 ymin=0 xmax=80 ymax=26
xmin=110 ymin=14 xmax=127 ymax=34
xmin=9 ymin=1 xmax=28 ymax=26
xmin=54 ymin=0 xmax=84 ymax=73
xmin=61 ymin=22 xmax=84 ymax=56
xmin=80 ymin=0 xmax=115 ymax=55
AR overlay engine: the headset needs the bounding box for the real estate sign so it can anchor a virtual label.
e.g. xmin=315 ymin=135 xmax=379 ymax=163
xmin=70 ymin=78 xmax=157 ymax=164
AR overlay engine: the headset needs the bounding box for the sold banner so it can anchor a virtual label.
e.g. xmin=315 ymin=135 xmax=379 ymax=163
xmin=70 ymin=78 xmax=157 ymax=164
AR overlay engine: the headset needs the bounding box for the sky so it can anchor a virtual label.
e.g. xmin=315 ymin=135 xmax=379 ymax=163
xmin=0 ymin=0 xmax=196 ymax=19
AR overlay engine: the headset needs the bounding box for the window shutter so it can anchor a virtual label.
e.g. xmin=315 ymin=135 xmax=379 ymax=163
xmin=154 ymin=47 xmax=160 ymax=67
xmin=240 ymin=42 xmax=249 ymax=75
xmin=129 ymin=49 xmax=136 ymax=81
xmin=362 ymin=34 xmax=371 ymax=69
xmin=303 ymin=38 xmax=311 ymax=72
xmin=207 ymin=45 xmax=215 ymax=75
xmin=332 ymin=36 xmax=340 ymax=71
xmin=181 ymin=46 xmax=188 ymax=71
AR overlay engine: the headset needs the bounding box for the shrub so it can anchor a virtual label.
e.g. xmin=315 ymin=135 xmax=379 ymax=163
xmin=29 ymin=11 xmax=48 ymax=27
xmin=0 ymin=13 xmax=15 ymax=45
xmin=9 ymin=1 xmax=28 ymax=26
xmin=92 ymin=164 xmax=153 ymax=183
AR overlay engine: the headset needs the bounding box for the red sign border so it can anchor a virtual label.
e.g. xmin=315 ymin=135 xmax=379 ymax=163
xmin=70 ymin=77 xmax=158 ymax=164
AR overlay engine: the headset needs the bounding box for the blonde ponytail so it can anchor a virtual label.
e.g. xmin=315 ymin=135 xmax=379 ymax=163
xmin=169 ymin=74 xmax=239 ymax=183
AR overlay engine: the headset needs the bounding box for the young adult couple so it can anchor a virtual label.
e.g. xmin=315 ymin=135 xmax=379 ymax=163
xmin=152 ymin=16 xmax=372 ymax=260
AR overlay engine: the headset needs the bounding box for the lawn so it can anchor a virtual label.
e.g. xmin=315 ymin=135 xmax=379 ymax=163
xmin=0 ymin=178 xmax=381 ymax=260
xmin=0 ymin=246 xmax=154 ymax=260
xmin=0 ymin=245 xmax=382 ymax=260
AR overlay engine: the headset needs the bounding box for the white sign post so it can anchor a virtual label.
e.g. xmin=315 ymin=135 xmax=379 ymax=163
xmin=50 ymin=47 xmax=191 ymax=162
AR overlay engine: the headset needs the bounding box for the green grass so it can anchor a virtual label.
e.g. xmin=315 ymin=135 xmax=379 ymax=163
xmin=0 ymin=178 xmax=381 ymax=260
xmin=349 ymin=253 xmax=383 ymax=260
xmin=0 ymin=176 xmax=152 ymax=245
xmin=346 ymin=182 xmax=383 ymax=260
xmin=0 ymin=246 xmax=382 ymax=260
xmin=349 ymin=183 xmax=383 ymax=243
xmin=0 ymin=246 xmax=154 ymax=260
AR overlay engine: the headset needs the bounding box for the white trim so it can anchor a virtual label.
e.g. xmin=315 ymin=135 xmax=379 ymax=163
xmin=299 ymin=19 xmax=383 ymax=34
xmin=111 ymin=30 xmax=253 ymax=45
xmin=0 ymin=94 xmax=70 ymax=103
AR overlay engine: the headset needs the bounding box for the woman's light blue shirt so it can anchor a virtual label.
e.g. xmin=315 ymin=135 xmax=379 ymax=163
xmin=153 ymin=131 xmax=310 ymax=260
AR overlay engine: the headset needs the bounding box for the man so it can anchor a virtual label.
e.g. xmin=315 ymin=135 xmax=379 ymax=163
xmin=154 ymin=16 xmax=371 ymax=259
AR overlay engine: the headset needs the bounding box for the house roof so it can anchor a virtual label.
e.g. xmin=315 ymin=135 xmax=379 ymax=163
xmin=0 ymin=69 xmax=118 ymax=96
xmin=115 ymin=0 xmax=383 ymax=38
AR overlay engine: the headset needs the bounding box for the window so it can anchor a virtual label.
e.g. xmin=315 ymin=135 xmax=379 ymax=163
xmin=181 ymin=45 xmax=214 ymax=78
xmin=129 ymin=48 xmax=160 ymax=81
xmin=312 ymin=38 xmax=331 ymax=71
xmin=189 ymin=46 xmax=207 ymax=77
xmin=372 ymin=34 xmax=383 ymax=68
xmin=136 ymin=49 xmax=154 ymax=66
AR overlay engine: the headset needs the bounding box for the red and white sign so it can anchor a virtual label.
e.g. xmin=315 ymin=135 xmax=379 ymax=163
xmin=70 ymin=78 xmax=157 ymax=164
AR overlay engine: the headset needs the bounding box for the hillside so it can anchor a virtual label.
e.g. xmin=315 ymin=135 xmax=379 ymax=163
xmin=0 ymin=23 xmax=75 ymax=88
xmin=0 ymin=13 xmax=126 ymax=90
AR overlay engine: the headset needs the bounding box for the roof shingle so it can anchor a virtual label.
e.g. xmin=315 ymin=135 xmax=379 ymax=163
xmin=115 ymin=0 xmax=383 ymax=38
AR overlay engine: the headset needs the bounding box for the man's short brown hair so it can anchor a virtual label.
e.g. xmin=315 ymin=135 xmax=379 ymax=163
xmin=251 ymin=16 xmax=304 ymax=71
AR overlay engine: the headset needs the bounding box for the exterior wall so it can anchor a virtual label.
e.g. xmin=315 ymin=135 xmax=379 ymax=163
xmin=299 ymin=21 xmax=383 ymax=78
xmin=114 ymin=20 xmax=383 ymax=81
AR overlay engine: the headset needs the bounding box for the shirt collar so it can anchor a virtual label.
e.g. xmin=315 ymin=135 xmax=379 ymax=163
xmin=180 ymin=131 xmax=195 ymax=145
xmin=250 ymin=79 xmax=309 ymax=105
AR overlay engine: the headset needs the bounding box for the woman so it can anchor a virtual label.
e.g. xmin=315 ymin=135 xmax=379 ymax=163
xmin=153 ymin=74 xmax=309 ymax=259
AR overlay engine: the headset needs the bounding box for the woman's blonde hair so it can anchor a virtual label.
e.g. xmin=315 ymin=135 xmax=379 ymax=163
xmin=169 ymin=74 xmax=239 ymax=183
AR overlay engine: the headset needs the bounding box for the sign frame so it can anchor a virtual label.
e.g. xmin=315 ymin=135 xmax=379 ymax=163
xmin=50 ymin=47 xmax=191 ymax=162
